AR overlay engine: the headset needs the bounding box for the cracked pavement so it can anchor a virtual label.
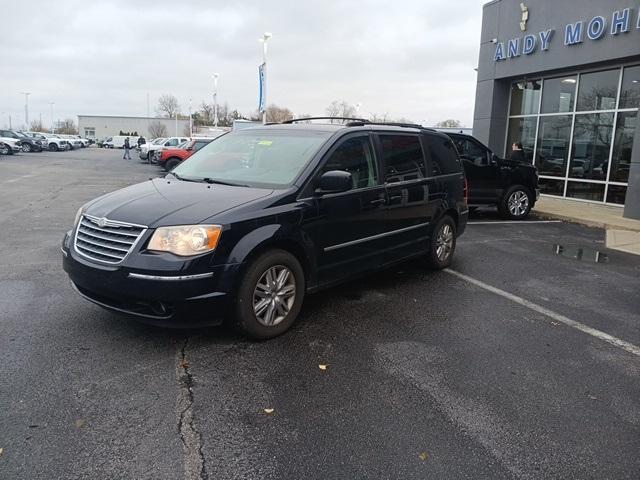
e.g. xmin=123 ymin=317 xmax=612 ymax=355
xmin=1 ymin=149 xmax=639 ymax=479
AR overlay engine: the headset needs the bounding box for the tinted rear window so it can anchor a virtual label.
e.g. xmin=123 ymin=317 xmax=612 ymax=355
xmin=424 ymin=134 xmax=461 ymax=175
xmin=378 ymin=134 xmax=426 ymax=182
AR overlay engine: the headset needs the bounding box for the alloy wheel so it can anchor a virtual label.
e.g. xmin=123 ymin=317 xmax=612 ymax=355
xmin=22 ymin=143 xmax=31 ymax=152
xmin=435 ymin=223 xmax=454 ymax=262
xmin=253 ymin=265 xmax=296 ymax=327
xmin=508 ymin=190 xmax=529 ymax=217
xmin=0 ymin=144 xmax=9 ymax=155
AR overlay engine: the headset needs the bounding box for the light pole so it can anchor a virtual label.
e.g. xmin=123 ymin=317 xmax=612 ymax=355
xmin=260 ymin=32 xmax=272 ymax=124
xmin=355 ymin=102 xmax=362 ymax=118
xmin=20 ymin=92 xmax=31 ymax=129
xmin=212 ymin=73 xmax=219 ymax=128
xmin=48 ymin=102 xmax=55 ymax=133
xmin=189 ymin=98 xmax=193 ymax=137
xmin=175 ymin=112 xmax=178 ymax=137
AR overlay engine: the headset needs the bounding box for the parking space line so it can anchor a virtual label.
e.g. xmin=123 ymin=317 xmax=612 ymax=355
xmin=6 ymin=174 xmax=36 ymax=183
xmin=444 ymin=268 xmax=640 ymax=357
xmin=467 ymin=220 xmax=562 ymax=225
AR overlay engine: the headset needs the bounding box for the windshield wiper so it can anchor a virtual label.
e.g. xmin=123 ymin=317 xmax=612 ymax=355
xmin=201 ymin=178 xmax=249 ymax=187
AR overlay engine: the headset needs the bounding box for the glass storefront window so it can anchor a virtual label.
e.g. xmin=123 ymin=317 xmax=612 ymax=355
xmin=535 ymin=115 xmax=572 ymax=176
xmin=610 ymin=112 xmax=636 ymax=183
xmin=565 ymin=181 xmax=605 ymax=202
xmin=619 ymin=65 xmax=640 ymax=109
xmin=606 ymin=185 xmax=627 ymax=205
xmin=509 ymin=80 xmax=541 ymax=116
xmin=577 ymin=69 xmax=619 ymax=111
xmin=541 ymin=76 xmax=577 ymax=113
xmin=538 ymin=178 xmax=565 ymax=196
xmin=506 ymin=117 xmax=537 ymax=162
xmin=569 ymin=113 xmax=614 ymax=180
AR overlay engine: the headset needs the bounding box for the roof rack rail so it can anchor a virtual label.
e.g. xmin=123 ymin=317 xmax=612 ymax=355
xmin=358 ymin=121 xmax=436 ymax=132
xmin=282 ymin=116 xmax=368 ymax=124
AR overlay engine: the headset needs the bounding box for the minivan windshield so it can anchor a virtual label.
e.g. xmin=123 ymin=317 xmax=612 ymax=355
xmin=173 ymin=129 xmax=331 ymax=188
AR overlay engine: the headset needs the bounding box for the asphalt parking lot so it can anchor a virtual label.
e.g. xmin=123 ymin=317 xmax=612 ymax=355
xmin=1 ymin=148 xmax=639 ymax=480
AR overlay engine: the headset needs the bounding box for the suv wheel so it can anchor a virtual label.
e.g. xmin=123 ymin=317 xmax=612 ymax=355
xmin=0 ymin=143 xmax=10 ymax=155
xmin=499 ymin=185 xmax=532 ymax=220
xmin=234 ymin=249 xmax=305 ymax=339
xmin=425 ymin=215 xmax=456 ymax=269
xmin=165 ymin=158 xmax=180 ymax=171
xmin=49 ymin=143 xmax=59 ymax=152
xmin=22 ymin=143 xmax=32 ymax=153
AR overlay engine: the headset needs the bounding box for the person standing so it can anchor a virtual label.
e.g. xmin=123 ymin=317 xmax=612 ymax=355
xmin=509 ymin=142 xmax=525 ymax=163
xmin=123 ymin=137 xmax=131 ymax=160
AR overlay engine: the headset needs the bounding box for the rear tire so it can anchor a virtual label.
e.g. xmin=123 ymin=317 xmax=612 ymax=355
xmin=22 ymin=143 xmax=32 ymax=153
xmin=0 ymin=143 xmax=10 ymax=155
xmin=234 ymin=249 xmax=305 ymax=340
xmin=165 ymin=158 xmax=180 ymax=171
xmin=498 ymin=185 xmax=532 ymax=220
xmin=424 ymin=215 xmax=456 ymax=270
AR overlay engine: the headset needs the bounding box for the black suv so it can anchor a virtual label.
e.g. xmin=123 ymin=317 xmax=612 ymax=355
xmin=0 ymin=130 xmax=43 ymax=153
xmin=62 ymin=119 xmax=468 ymax=338
xmin=445 ymin=133 xmax=539 ymax=219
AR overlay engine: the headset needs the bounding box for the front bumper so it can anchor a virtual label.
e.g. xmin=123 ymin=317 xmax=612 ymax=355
xmin=61 ymin=231 xmax=241 ymax=327
xmin=11 ymin=144 xmax=22 ymax=152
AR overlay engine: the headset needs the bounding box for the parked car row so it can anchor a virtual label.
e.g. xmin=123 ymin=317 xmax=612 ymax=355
xmin=0 ymin=130 xmax=92 ymax=155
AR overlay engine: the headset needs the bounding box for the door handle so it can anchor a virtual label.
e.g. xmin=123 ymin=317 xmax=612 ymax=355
xmin=369 ymin=198 xmax=385 ymax=206
xmin=389 ymin=194 xmax=402 ymax=201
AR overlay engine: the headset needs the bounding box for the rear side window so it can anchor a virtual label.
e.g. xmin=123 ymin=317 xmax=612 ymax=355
xmin=424 ymin=134 xmax=461 ymax=175
xmin=379 ymin=135 xmax=425 ymax=183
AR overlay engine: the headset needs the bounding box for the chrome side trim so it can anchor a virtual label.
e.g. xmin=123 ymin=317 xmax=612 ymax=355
xmin=61 ymin=247 xmax=68 ymax=257
xmin=324 ymin=222 xmax=429 ymax=252
xmin=128 ymin=272 xmax=214 ymax=281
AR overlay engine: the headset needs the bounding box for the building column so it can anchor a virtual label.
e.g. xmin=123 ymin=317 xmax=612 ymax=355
xmin=472 ymin=79 xmax=511 ymax=156
xmin=623 ymin=114 xmax=640 ymax=220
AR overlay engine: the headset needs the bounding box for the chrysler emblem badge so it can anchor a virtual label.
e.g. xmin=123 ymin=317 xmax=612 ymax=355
xmin=97 ymin=217 xmax=108 ymax=228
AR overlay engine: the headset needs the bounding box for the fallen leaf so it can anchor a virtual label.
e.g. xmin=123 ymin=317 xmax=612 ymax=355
xmin=318 ymin=364 xmax=328 ymax=371
xmin=0 ymin=448 xmax=3 ymax=456
xmin=263 ymin=408 xmax=274 ymax=414
xmin=588 ymin=395 xmax=598 ymax=400
xmin=550 ymin=321 xmax=560 ymax=326
xmin=418 ymin=452 xmax=429 ymax=461
xmin=180 ymin=360 xmax=189 ymax=369
xmin=75 ymin=419 xmax=85 ymax=428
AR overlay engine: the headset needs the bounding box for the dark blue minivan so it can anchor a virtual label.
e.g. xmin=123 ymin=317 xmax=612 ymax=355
xmin=62 ymin=119 xmax=468 ymax=339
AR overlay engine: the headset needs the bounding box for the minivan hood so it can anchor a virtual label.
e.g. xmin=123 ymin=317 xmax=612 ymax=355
xmin=84 ymin=178 xmax=274 ymax=227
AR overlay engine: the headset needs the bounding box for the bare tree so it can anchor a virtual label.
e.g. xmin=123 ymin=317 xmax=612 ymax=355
xmin=156 ymin=94 xmax=181 ymax=118
xmin=369 ymin=112 xmax=390 ymax=123
xmin=266 ymin=104 xmax=294 ymax=123
xmin=149 ymin=121 xmax=168 ymax=138
xmin=30 ymin=119 xmax=45 ymax=132
xmin=57 ymin=118 xmax=78 ymax=134
xmin=326 ymin=101 xmax=357 ymax=120
xmin=434 ymin=119 xmax=463 ymax=128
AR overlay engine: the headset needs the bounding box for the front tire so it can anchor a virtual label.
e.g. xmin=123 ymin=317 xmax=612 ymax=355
xmin=0 ymin=143 xmax=11 ymax=155
xmin=49 ymin=143 xmax=59 ymax=152
xmin=498 ymin=185 xmax=533 ymax=220
xmin=234 ymin=249 xmax=305 ymax=340
xmin=22 ymin=143 xmax=32 ymax=153
xmin=425 ymin=215 xmax=456 ymax=270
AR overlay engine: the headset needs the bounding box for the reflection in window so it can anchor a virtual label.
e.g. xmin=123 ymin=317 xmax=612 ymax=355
xmin=569 ymin=113 xmax=614 ymax=180
xmin=619 ymin=65 xmax=640 ymax=109
xmin=323 ymin=136 xmax=378 ymax=189
xmin=506 ymin=117 xmax=537 ymax=162
xmin=510 ymin=80 xmax=541 ymax=116
xmin=606 ymin=185 xmax=627 ymax=205
xmin=541 ymin=76 xmax=577 ymax=113
xmin=536 ymin=115 xmax=572 ymax=177
xmin=577 ymin=69 xmax=619 ymax=111
xmin=610 ymin=112 xmax=636 ymax=183
xmin=538 ymin=178 xmax=565 ymax=196
xmin=566 ymin=181 xmax=605 ymax=201
xmin=379 ymin=135 xmax=425 ymax=182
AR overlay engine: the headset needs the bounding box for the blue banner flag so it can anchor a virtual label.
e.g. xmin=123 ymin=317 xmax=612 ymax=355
xmin=258 ymin=63 xmax=266 ymax=113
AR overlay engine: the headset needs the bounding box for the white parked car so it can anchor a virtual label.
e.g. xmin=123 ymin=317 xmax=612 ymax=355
xmin=26 ymin=132 xmax=71 ymax=152
xmin=104 ymin=135 xmax=141 ymax=149
xmin=0 ymin=136 xmax=23 ymax=155
xmin=141 ymin=137 xmax=190 ymax=163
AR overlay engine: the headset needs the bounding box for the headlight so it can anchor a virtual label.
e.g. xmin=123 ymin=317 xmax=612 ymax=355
xmin=148 ymin=225 xmax=222 ymax=256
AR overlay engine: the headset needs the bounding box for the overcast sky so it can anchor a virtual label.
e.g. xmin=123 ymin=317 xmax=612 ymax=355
xmin=1 ymin=0 xmax=483 ymax=130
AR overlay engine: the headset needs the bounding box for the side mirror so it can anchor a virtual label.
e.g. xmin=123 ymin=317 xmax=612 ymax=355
xmin=317 ymin=170 xmax=352 ymax=193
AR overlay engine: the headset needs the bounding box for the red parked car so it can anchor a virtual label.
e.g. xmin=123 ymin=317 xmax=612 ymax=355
xmin=158 ymin=138 xmax=215 ymax=171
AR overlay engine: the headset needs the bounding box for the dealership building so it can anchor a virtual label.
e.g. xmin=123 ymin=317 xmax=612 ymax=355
xmin=77 ymin=115 xmax=189 ymax=141
xmin=474 ymin=0 xmax=640 ymax=219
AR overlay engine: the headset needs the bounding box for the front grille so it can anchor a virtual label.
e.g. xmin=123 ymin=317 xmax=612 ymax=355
xmin=74 ymin=215 xmax=146 ymax=264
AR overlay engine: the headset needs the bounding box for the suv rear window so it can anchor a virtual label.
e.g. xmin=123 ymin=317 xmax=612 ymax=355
xmin=379 ymin=134 xmax=425 ymax=182
xmin=424 ymin=134 xmax=461 ymax=176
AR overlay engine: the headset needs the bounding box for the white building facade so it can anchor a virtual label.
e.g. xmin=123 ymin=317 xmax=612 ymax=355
xmin=77 ymin=115 xmax=190 ymax=140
